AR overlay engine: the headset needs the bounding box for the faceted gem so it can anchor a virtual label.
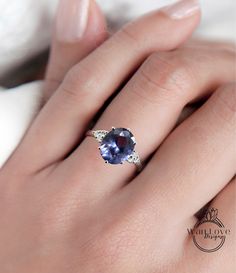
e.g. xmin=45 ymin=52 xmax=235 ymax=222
xmin=99 ymin=128 xmax=136 ymax=164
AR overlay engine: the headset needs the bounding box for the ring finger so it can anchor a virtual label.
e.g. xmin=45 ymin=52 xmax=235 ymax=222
xmin=63 ymin=46 xmax=235 ymax=197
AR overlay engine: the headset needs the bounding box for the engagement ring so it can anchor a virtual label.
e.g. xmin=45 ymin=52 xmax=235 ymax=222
xmin=86 ymin=127 xmax=142 ymax=172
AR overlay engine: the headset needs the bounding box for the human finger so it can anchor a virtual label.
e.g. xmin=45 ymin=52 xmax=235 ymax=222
xmin=64 ymin=44 xmax=235 ymax=197
xmin=131 ymin=83 xmax=236 ymax=220
xmin=44 ymin=0 xmax=107 ymax=100
xmin=10 ymin=0 xmax=201 ymax=172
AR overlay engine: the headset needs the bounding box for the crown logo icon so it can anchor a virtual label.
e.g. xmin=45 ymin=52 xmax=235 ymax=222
xmin=203 ymin=208 xmax=218 ymax=222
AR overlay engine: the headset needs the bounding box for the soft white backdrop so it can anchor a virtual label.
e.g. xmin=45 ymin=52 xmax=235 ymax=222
xmin=0 ymin=0 xmax=235 ymax=166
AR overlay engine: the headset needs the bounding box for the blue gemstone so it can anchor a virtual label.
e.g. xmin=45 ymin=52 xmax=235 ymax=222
xmin=99 ymin=128 xmax=136 ymax=164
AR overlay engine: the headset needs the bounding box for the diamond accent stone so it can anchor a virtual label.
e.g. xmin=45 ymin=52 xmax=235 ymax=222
xmin=127 ymin=151 xmax=140 ymax=164
xmin=92 ymin=130 xmax=108 ymax=143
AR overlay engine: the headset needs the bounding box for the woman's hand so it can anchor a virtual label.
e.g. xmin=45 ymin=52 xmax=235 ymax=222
xmin=0 ymin=1 xmax=235 ymax=272
xmin=43 ymin=0 xmax=108 ymax=101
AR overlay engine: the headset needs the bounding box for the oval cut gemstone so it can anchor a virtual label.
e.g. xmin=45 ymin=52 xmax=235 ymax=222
xmin=99 ymin=128 xmax=136 ymax=164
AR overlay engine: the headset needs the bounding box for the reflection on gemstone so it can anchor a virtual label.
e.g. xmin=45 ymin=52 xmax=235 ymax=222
xmin=99 ymin=128 xmax=136 ymax=164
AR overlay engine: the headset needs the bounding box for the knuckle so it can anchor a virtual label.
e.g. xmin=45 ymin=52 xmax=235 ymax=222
xmin=114 ymin=24 xmax=146 ymax=55
xmin=60 ymin=64 xmax=99 ymax=105
xmin=137 ymin=52 xmax=195 ymax=103
xmin=117 ymin=24 xmax=139 ymax=46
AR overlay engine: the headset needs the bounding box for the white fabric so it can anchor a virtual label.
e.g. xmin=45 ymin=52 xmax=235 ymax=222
xmin=0 ymin=0 xmax=57 ymax=75
xmin=98 ymin=0 xmax=236 ymax=41
xmin=0 ymin=81 xmax=42 ymax=166
xmin=0 ymin=0 xmax=235 ymax=167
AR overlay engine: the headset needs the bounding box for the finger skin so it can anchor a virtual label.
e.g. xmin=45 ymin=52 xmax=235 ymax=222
xmin=130 ymin=83 xmax=236 ymax=220
xmin=64 ymin=45 xmax=236 ymax=196
xmin=8 ymin=9 xmax=200 ymax=173
xmin=44 ymin=0 xmax=107 ymax=100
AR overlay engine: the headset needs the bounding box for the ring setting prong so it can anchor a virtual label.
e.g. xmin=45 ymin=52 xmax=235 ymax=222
xmin=87 ymin=127 xmax=142 ymax=172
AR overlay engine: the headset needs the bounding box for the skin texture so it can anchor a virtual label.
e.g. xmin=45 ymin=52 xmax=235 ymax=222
xmin=0 ymin=3 xmax=236 ymax=273
xmin=44 ymin=0 xmax=108 ymax=100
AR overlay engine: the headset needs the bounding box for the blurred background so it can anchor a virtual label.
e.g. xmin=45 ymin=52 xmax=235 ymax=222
xmin=0 ymin=0 xmax=235 ymax=87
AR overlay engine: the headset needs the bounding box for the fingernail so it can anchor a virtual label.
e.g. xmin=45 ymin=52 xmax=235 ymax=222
xmin=56 ymin=0 xmax=90 ymax=42
xmin=162 ymin=0 xmax=200 ymax=20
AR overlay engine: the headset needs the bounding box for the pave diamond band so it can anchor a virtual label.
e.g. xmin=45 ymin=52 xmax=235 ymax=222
xmin=86 ymin=128 xmax=142 ymax=172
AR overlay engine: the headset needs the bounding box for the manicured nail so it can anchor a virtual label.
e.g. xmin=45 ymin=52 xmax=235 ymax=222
xmin=162 ymin=0 xmax=200 ymax=20
xmin=56 ymin=0 xmax=90 ymax=42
